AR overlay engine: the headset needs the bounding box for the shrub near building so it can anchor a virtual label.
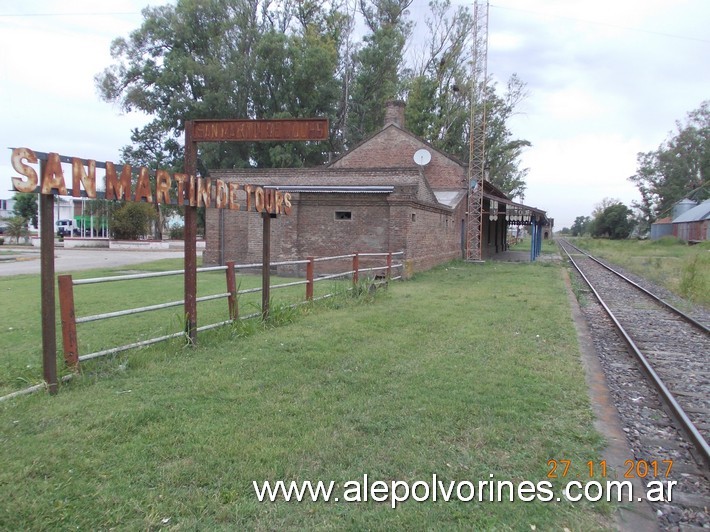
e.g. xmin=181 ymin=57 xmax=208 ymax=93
xmin=110 ymin=202 xmax=158 ymax=240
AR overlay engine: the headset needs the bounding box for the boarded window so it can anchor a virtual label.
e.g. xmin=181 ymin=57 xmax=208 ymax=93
xmin=335 ymin=211 xmax=352 ymax=220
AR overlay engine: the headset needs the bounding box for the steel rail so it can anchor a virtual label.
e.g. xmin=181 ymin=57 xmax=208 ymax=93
xmin=559 ymin=241 xmax=710 ymax=468
xmin=562 ymin=239 xmax=709 ymax=334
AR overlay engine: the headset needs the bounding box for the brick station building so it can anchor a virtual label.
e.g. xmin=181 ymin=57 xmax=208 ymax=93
xmin=203 ymin=101 xmax=548 ymax=273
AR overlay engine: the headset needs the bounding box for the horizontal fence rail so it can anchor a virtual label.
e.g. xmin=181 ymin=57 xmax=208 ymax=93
xmin=57 ymin=251 xmax=404 ymax=372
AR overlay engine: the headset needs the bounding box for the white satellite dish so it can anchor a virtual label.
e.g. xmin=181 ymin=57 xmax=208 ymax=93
xmin=413 ymin=148 xmax=431 ymax=166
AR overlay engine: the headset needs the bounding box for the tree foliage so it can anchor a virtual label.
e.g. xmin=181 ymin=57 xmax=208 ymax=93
xmin=4 ymin=216 xmax=30 ymax=244
xmin=591 ymin=202 xmax=635 ymax=240
xmin=120 ymin=123 xmax=184 ymax=239
xmin=110 ymin=202 xmax=158 ymax=240
xmin=629 ymin=101 xmax=709 ymax=228
xmin=403 ymin=1 xmax=530 ymax=198
xmin=571 ymin=216 xmax=591 ymax=237
xmin=96 ymin=0 xmax=530 ymax=198
xmin=12 ymin=193 xmax=38 ymax=228
xmin=96 ymin=0 xmax=346 ymax=171
xmin=346 ymin=0 xmax=413 ymax=143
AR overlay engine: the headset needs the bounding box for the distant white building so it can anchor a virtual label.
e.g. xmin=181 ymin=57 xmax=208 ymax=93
xmin=2 ymin=195 xmax=100 ymax=235
xmin=0 ymin=197 xmax=14 ymax=220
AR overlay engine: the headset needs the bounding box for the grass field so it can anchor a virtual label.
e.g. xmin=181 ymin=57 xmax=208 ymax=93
xmin=509 ymin=236 xmax=559 ymax=255
xmin=569 ymin=236 xmax=710 ymax=307
xmin=0 ymin=258 xmax=344 ymax=397
xmin=0 ymin=259 xmax=614 ymax=530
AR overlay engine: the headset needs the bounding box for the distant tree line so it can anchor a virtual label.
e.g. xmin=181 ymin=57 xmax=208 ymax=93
xmin=569 ymin=198 xmax=635 ymax=240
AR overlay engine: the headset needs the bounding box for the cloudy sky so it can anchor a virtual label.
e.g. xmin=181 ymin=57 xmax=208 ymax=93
xmin=1 ymin=0 xmax=708 ymax=229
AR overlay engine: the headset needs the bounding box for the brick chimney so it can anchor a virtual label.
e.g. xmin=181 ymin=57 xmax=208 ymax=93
xmin=384 ymin=100 xmax=406 ymax=128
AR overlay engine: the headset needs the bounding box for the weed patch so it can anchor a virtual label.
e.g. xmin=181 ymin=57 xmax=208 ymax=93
xmin=567 ymin=238 xmax=709 ymax=307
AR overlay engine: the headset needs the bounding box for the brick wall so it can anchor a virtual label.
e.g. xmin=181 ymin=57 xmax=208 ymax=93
xmin=404 ymin=201 xmax=462 ymax=271
xmin=204 ymin=188 xmax=465 ymax=276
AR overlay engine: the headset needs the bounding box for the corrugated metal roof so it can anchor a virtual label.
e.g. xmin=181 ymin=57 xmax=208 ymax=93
xmin=434 ymin=190 xmax=465 ymax=208
xmin=672 ymin=199 xmax=710 ymax=223
xmin=264 ymin=185 xmax=394 ymax=194
xmin=482 ymin=192 xmax=547 ymax=217
xmin=210 ymin=167 xmax=436 ymax=204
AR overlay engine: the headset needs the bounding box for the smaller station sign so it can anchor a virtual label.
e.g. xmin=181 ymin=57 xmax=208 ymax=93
xmin=191 ymin=118 xmax=329 ymax=142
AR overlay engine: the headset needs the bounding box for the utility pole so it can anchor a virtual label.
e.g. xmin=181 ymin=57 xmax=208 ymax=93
xmin=466 ymin=0 xmax=489 ymax=262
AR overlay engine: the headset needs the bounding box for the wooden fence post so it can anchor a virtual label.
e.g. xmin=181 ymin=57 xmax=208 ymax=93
xmin=306 ymin=257 xmax=314 ymax=301
xmin=58 ymin=274 xmax=79 ymax=370
xmin=387 ymin=253 xmax=392 ymax=279
xmin=225 ymin=261 xmax=238 ymax=320
xmin=352 ymin=253 xmax=359 ymax=286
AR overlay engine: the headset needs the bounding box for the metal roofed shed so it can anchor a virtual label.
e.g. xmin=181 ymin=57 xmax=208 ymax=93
xmin=672 ymin=198 xmax=710 ymax=242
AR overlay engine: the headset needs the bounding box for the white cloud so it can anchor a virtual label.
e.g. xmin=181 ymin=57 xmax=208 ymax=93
xmin=0 ymin=2 xmax=150 ymax=195
xmin=519 ymin=134 xmax=647 ymax=228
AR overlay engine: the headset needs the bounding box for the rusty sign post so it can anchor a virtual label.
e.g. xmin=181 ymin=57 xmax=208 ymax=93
xmin=183 ymin=121 xmax=199 ymax=345
xmin=183 ymin=117 xmax=328 ymax=336
xmin=39 ymin=160 xmax=58 ymax=395
xmin=261 ymin=212 xmax=272 ymax=321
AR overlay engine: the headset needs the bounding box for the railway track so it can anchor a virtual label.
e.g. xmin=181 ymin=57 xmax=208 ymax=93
xmin=558 ymin=238 xmax=710 ymax=529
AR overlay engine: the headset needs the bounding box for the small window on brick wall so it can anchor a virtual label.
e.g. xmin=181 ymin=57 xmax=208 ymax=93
xmin=411 ymin=213 xmax=416 ymax=222
xmin=335 ymin=211 xmax=352 ymax=220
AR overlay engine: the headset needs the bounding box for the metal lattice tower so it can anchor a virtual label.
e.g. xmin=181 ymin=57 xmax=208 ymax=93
xmin=466 ymin=0 xmax=489 ymax=261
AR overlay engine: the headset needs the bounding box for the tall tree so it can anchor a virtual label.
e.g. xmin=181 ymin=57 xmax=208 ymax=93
xmin=346 ymin=0 xmax=413 ymax=144
xmin=402 ymin=1 xmax=530 ymax=198
xmin=629 ymin=101 xmax=709 ymax=225
xmin=96 ymin=0 xmax=530 ymax=199
xmin=95 ymin=0 xmax=345 ymax=171
xmin=484 ymin=76 xmax=530 ymax=199
xmin=404 ymin=0 xmax=471 ymax=155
